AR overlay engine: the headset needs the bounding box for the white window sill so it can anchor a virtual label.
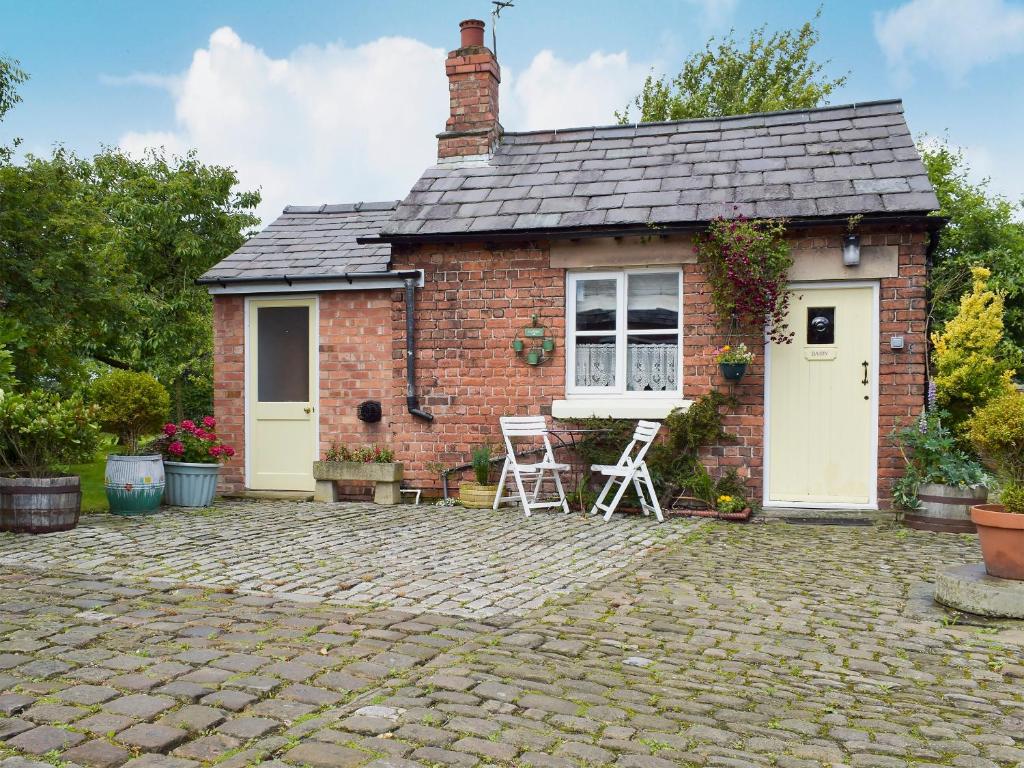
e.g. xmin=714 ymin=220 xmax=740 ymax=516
xmin=552 ymin=397 xmax=692 ymax=419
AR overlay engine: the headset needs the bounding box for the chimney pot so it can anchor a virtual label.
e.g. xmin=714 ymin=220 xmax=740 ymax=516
xmin=459 ymin=19 xmax=486 ymax=48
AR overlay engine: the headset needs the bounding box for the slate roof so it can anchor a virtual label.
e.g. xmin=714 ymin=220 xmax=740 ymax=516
xmin=199 ymin=202 xmax=398 ymax=283
xmin=382 ymin=99 xmax=938 ymax=239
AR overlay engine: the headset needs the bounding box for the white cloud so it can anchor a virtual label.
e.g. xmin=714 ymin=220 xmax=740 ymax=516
xmin=955 ymin=144 xmax=1024 ymax=210
xmin=116 ymin=27 xmax=449 ymax=224
xmin=119 ymin=130 xmax=187 ymax=158
xmin=874 ymin=0 xmax=1024 ymax=85
xmin=502 ymin=50 xmax=648 ymax=130
xmin=919 ymin=135 xmax=1024 ymax=214
xmin=114 ymin=27 xmax=652 ymax=224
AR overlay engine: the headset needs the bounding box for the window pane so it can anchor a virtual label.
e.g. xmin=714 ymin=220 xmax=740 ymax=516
xmin=627 ymin=273 xmax=679 ymax=330
xmin=258 ymin=306 xmax=309 ymax=402
xmin=575 ymin=279 xmax=617 ymax=331
xmin=574 ymin=335 xmax=617 ymax=388
xmin=627 ymin=334 xmax=678 ymax=392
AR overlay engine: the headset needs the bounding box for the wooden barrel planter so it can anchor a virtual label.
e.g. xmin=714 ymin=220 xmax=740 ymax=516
xmin=0 ymin=475 xmax=82 ymax=534
xmin=904 ymin=483 xmax=987 ymax=533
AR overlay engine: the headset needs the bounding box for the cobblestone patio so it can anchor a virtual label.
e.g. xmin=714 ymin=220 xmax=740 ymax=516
xmin=0 ymin=505 xmax=1022 ymax=768
xmin=0 ymin=502 xmax=684 ymax=618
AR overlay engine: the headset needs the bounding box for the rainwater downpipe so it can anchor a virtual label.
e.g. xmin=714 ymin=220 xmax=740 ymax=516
xmin=404 ymin=278 xmax=434 ymax=422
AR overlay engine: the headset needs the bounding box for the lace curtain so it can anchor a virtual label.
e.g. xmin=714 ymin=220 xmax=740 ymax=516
xmin=575 ymin=343 xmax=678 ymax=391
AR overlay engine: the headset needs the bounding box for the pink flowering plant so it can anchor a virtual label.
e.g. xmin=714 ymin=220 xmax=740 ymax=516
xmin=156 ymin=416 xmax=235 ymax=464
xmin=695 ymin=215 xmax=794 ymax=345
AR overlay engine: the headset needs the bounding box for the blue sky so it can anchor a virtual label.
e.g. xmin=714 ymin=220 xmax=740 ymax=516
xmin=3 ymin=0 xmax=1023 ymax=223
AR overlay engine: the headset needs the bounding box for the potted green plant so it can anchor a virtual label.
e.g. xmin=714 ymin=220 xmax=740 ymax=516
xmin=459 ymin=444 xmax=499 ymax=508
xmin=716 ymin=343 xmax=754 ymax=382
xmin=91 ymin=370 xmax=170 ymax=516
xmin=968 ymin=391 xmax=1024 ymax=580
xmin=0 ymin=389 xmax=100 ymax=533
xmin=892 ymin=384 xmax=988 ymax=532
xmin=157 ymin=416 xmax=235 ymax=507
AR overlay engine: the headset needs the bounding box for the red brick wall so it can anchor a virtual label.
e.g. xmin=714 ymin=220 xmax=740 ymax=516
xmin=211 ymin=224 xmax=929 ymax=507
xmin=212 ymin=296 xmax=245 ymax=492
xmin=386 ymin=244 xmax=566 ymax=490
xmin=877 ymin=228 xmax=929 ymax=507
xmin=318 ymin=291 xmax=395 ymax=499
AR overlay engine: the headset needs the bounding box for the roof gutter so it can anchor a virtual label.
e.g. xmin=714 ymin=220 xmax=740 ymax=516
xmin=359 ymin=212 xmax=946 ymax=246
xmin=196 ymin=270 xmax=424 ymax=295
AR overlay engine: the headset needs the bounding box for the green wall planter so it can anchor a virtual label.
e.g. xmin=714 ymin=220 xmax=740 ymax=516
xmin=105 ymin=455 xmax=165 ymax=516
xmin=164 ymin=461 xmax=220 ymax=507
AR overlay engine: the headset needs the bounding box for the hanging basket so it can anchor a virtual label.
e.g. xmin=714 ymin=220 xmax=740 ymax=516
xmin=719 ymin=362 xmax=748 ymax=381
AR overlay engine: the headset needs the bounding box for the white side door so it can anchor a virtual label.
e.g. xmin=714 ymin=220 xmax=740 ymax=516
xmin=247 ymin=297 xmax=318 ymax=491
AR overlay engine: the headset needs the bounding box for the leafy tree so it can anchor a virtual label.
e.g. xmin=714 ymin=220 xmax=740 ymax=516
xmin=0 ymin=150 xmax=124 ymax=387
xmin=0 ymin=54 xmax=27 ymax=122
xmin=0 ymin=54 xmax=28 ymax=163
xmin=921 ymin=140 xmax=1024 ymax=361
xmin=0 ymin=147 xmax=259 ymax=417
xmin=617 ymin=10 xmax=846 ymax=123
xmin=90 ymin=148 xmax=260 ymax=418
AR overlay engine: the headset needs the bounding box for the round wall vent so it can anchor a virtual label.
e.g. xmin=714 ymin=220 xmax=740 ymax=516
xmin=357 ymin=400 xmax=382 ymax=423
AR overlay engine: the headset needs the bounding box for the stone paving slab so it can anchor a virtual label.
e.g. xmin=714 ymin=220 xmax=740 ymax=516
xmin=0 ymin=507 xmax=1021 ymax=768
xmin=0 ymin=502 xmax=683 ymax=618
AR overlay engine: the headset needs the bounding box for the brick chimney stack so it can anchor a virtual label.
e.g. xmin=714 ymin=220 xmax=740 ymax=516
xmin=437 ymin=19 xmax=502 ymax=163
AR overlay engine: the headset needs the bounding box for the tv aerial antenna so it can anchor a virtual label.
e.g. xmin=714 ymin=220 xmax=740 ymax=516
xmin=491 ymin=0 xmax=515 ymax=60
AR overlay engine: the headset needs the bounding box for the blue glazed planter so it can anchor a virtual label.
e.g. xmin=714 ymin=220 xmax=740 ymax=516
xmin=164 ymin=461 xmax=220 ymax=507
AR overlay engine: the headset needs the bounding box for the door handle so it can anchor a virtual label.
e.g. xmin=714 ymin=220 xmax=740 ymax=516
xmin=861 ymin=361 xmax=869 ymax=386
xmin=304 ymin=406 xmax=314 ymax=414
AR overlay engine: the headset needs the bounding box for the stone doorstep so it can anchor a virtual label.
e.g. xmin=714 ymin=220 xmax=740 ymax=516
xmin=221 ymin=491 xmax=314 ymax=502
xmin=760 ymin=506 xmax=892 ymax=524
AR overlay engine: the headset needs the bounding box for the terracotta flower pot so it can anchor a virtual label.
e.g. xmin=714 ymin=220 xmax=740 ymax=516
xmin=971 ymin=504 xmax=1024 ymax=581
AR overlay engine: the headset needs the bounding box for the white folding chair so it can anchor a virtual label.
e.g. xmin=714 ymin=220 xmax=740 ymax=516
xmin=493 ymin=416 xmax=571 ymax=516
xmin=589 ymin=420 xmax=664 ymax=522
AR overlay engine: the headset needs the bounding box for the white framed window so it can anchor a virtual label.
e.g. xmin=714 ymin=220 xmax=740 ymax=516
xmin=566 ymin=268 xmax=683 ymax=398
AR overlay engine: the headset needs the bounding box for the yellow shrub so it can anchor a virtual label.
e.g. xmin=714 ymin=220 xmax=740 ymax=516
xmin=932 ymin=267 xmax=1016 ymax=430
xmin=969 ymin=391 xmax=1024 ymax=484
xmin=969 ymin=391 xmax=1024 ymax=513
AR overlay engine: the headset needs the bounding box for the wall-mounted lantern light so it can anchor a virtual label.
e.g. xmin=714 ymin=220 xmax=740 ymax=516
xmin=513 ymin=314 xmax=554 ymax=366
xmin=842 ymin=233 xmax=861 ymax=267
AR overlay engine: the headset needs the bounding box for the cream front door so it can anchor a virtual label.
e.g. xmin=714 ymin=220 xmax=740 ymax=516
xmin=247 ymin=298 xmax=317 ymax=491
xmin=767 ymin=284 xmax=877 ymax=507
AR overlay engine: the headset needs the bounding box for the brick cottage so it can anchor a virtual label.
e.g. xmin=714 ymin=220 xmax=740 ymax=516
xmin=200 ymin=18 xmax=941 ymax=510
